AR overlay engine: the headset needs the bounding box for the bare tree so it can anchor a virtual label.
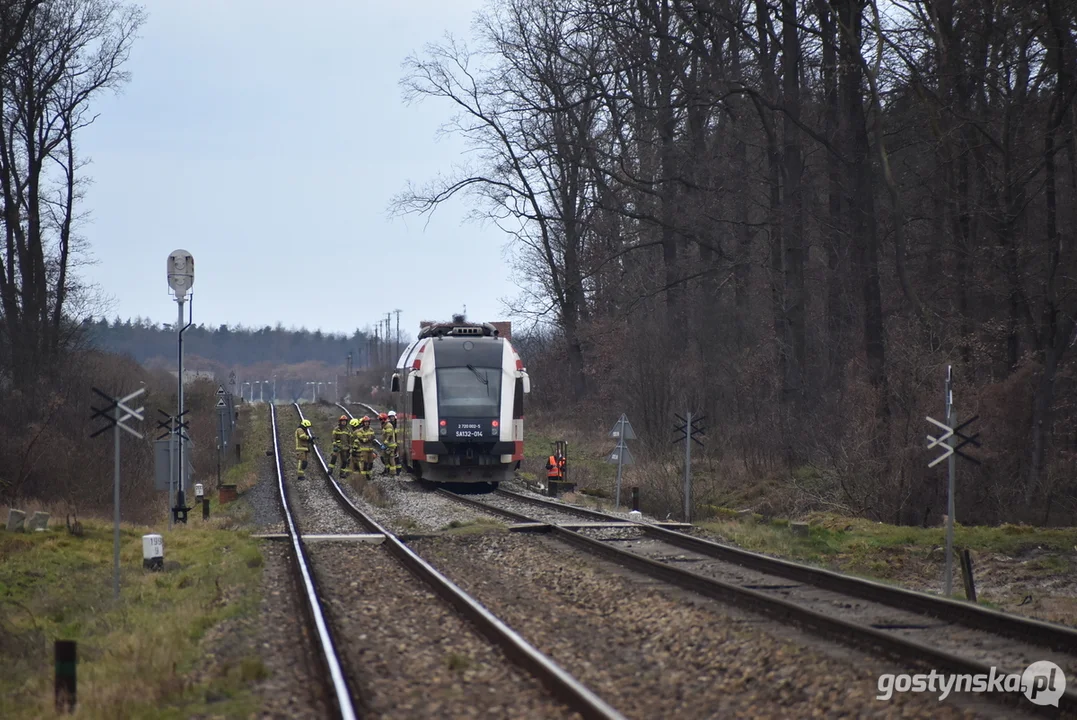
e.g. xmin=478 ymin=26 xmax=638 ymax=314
xmin=0 ymin=0 xmax=144 ymax=385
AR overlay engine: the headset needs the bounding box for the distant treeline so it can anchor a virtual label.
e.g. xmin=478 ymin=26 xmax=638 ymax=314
xmin=83 ymin=317 xmax=401 ymax=368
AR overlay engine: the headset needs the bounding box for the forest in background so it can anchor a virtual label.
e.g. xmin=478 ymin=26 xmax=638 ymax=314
xmin=83 ymin=317 xmax=395 ymax=369
xmin=396 ymin=0 xmax=1077 ymax=526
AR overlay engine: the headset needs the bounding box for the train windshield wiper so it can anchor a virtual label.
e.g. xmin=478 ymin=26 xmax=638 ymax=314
xmin=466 ymin=363 xmax=489 ymax=387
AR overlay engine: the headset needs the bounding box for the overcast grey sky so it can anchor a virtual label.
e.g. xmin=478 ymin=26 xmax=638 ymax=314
xmin=80 ymin=0 xmax=517 ymax=341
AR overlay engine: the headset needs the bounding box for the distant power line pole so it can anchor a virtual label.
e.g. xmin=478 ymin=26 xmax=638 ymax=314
xmin=385 ymin=313 xmax=392 ymax=366
xmin=394 ymin=309 xmax=402 ymax=361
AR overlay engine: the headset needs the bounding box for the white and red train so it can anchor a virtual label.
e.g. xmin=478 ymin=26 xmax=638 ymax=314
xmin=390 ymin=317 xmax=530 ymax=485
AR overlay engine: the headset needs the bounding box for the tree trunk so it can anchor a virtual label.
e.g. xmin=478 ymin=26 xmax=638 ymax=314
xmin=781 ymin=0 xmax=805 ymax=405
xmin=818 ymin=0 xmax=846 ymax=384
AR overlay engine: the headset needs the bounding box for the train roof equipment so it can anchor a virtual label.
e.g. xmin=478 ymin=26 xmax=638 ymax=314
xmin=418 ymin=314 xmax=501 ymax=340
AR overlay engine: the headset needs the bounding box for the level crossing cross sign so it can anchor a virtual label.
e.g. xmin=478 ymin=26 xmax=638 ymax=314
xmin=925 ymin=415 xmax=981 ymax=467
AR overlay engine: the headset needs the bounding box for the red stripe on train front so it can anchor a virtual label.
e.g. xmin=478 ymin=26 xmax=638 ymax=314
xmin=411 ymin=440 xmax=424 ymax=457
xmin=512 ymin=440 xmax=523 ymax=462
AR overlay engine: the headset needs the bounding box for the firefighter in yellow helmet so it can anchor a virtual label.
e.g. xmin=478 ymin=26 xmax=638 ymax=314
xmin=347 ymin=418 xmax=364 ymax=478
xmin=354 ymin=416 xmax=376 ymax=480
xmin=295 ymin=419 xmax=314 ymax=479
xmin=389 ymin=406 xmax=402 ymax=473
xmin=377 ymin=413 xmax=391 ymax=472
xmin=329 ymin=415 xmax=351 ymax=478
xmin=381 ymin=410 xmax=400 ymax=476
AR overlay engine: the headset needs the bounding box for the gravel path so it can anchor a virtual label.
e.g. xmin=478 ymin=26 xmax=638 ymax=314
xmin=309 ymin=542 xmax=578 ymax=719
xmin=410 ymin=533 xmax=1000 ymax=719
xmin=252 ymin=542 xmax=332 ymax=718
xmin=245 ymin=404 xmax=285 ymax=534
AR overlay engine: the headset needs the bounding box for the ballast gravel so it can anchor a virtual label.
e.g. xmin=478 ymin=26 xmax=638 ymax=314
xmin=304 ymin=404 xmax=504 ymax=534
xmin=275 ymin=406 xmax=368 ymax=535
xmin=309 ymin=542 xmax=578 ymax=719
xmin=474 ymin=491 xmax=590 ymax=526
xmin=250 ymin=541 xmax=332 ymax=718
xmin=411 ymin=533 xmax=987 ymax=719
xmin=245 ymin=406 xmax=285 ymax=533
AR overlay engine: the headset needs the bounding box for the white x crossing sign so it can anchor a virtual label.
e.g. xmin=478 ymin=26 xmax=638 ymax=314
xmin=925 ymin=416 xmax=953 ymax=467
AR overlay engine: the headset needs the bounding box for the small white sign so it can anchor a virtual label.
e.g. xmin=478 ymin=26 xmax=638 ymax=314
xmin=142 ymin=534 xmax=164 ymax=560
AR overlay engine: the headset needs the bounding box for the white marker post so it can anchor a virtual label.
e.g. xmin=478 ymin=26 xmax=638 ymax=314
xmin=142 ymin=534 xmax=164 ymax=571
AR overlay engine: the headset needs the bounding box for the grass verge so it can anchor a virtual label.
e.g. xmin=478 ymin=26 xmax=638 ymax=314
xmin=0 ymin=518 xmax=265 ymax=719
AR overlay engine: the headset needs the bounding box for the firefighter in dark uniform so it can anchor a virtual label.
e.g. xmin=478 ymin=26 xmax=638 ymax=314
xmin=355 ymin=416 xmax=376 ymax=480
xmin=329 ymin=415 xmax=351 ymax=478
xmin=381 ymin=412 xmax=399 ymax=475
xmin=295 ymin=419 xmax=314 ymax=479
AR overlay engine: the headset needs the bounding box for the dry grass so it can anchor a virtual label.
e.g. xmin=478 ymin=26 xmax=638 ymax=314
xmin=0 ymin=516 xmax=264 ymax=719
xmin=439 ymin=518 xmax=509 ymax=536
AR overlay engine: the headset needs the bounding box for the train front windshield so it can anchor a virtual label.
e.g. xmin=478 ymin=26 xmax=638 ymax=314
xmin=436 ymin=366 xmax=502 ymax=418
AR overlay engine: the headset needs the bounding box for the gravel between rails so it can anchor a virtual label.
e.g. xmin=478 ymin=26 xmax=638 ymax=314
xmin=309 ymin=542 xmax=579 ymax=720
xmin=617 ymin=532 xmax=1077 ymax=680
xmin=410 ymin=533 xmax=996 ymax=720
xmin=304 ymin=404 xmax=505 ymax=534
xmin=276 ymin=405 xmax=368 ymax=535
xmin=476 ymin=491 xmax=594 ymax=526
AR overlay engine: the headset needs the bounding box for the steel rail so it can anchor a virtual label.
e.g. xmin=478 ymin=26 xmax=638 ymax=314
xmin=295 ymin=404 xmax=626 ymax=720
xmin=337 ymin=401 xmax=380 ymax=420
xmin=335 ymin=402 xmax=388 ymax=454
xmin=442 ymin=490 xmax=1077 ymax=716
xmin=496 ymin=489 xmax=1077 ymax=654
xmin=269 ymin=405 xmax=358 ymax=720
xmin=438 ymin=488 xmax=536 ymax=523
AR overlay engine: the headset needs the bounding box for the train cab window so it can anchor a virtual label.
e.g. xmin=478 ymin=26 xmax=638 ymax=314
xmin=513 ymin=377 xmax=524 ymax=419
xmin=436 ymin=366 xmax=502 ymax=418
xmin=413 ymin=378 xmax=425 ymax=419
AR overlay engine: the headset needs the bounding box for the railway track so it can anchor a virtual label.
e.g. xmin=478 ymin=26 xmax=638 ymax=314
xmin=269 ymin=403 xmax=359 ymax=720
xmin=439 ymin=488 xmax=1077 ymax=716
xmin=275 ymin=402 xmax=625 ymax=720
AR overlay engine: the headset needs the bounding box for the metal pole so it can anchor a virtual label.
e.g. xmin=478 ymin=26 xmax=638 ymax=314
xmin=684 ymin=411 xmax=693 ymax=523
xmin=113 ymin=405 xmax=121 ymax=600
xmin=167 ymin=416 xmax=174 ymax=530
xmin=614 ymin=415 xmax=626 ymax=509
xmin=217 ymin=411 xmax=223 ymax=490
xmin=944 ymin=366 xmax=955 ymax=597
xmin=176 ymin=298 xmax=185 ymax=506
